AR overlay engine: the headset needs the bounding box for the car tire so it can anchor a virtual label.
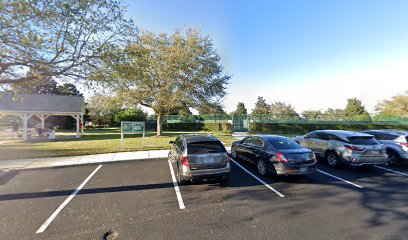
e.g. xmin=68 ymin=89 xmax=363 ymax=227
xmin=387 ymin=150 xmax=401 ymax=164
xmin=231 ymin=146 xmax=238 ymax=160
xmin=257 ymin=159 xmax=270 ymax=176
xmin=326 ymin=151 xmax=340 ymax=168
xmin=176 ymin=164 xmax=187 ymax=185
xmin=219 ymin=174 xmax=229 ymax=183
xmin=168 ymin=152 xmax=176 ymax=163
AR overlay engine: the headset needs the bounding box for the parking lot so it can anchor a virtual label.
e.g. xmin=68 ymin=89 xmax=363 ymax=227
xmin=0 ymin=157 xmax=407 ymax=240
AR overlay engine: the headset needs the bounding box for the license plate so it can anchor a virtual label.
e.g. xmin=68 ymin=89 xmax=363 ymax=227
xmin=300 ymin=167 xmax=307 ymax=173
xmin=370 ymin=150 xmax=379 ymax=154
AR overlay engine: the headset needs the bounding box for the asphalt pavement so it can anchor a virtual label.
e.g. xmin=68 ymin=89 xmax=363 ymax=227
xmin=0 ymin=158 xmax=407 ymax=240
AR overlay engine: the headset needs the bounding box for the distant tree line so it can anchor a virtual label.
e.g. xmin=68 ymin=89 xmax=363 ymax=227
xmin=230 ymin=92 xmax=408 ymax=122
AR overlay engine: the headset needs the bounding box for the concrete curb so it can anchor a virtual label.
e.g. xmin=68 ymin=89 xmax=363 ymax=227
xmin=0 ymin=147 xmax=231 ymax=170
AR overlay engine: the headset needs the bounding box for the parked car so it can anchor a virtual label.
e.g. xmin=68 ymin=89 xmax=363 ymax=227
xmin=293 ymin=130 xmax=389 ymax=167
xmin=231 ymin=135 xmax=317 ymax=176
xmin=361 ymin=129 xmax=408 ymax=163
xmin=168 ymin=134 xmax=231 ymax=184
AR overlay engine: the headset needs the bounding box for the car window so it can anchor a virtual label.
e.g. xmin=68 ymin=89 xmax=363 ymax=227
xmin=242 ymin=137 xmax=252 ymax=145
xmin=328 ymin=134 xmax=347 ymax=142
xmin=365 ymin=132 xmax=397 ymax=140
xmin=382 ymin=134 xmax=398 ymax=140
xmin=315 ymin=132 xmax=330 ymax=140
xmin=252 ymin=138 xmax=264 ymax=148
xmin=306 ymin=132 xmax=317 ymax=138
xmin=347 ymin=136 xmax=380 ymax=145
xmin=267 ymin=137 xmax=302 ymax=150
xmin=175 ymin=137 xmax=184 ymax=151
xmin=187 ymin=141 xmax=226 ymax=154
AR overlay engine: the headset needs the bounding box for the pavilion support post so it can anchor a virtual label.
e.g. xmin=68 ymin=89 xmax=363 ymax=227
xmin=81 ymin=113 xmax=84 ymax=135
xmin=35 ymin=114 xmax=49 ymax=129
xmin=76 ymin=114 xmax=80 ymax=138
xmin=19 ymin=114 xmax=32 ymax=141
xmin=71 ymin=114 xmax=81 ymax=138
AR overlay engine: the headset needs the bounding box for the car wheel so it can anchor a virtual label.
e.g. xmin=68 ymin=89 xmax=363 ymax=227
xmin=257 ymin=159 xmax=269 ymax=176
xmin=326 ymin=151 xmax=340 ymax=168
xmin=168 ymin=152 xmax=175 ymax=163
xmin=176 ymin=164 xmax=187 ymax=185
xmin=387 ymin=150 xmax=400 ymax=164
xmin=231 ymin=146 xmax=238 ymax=159
xmin=219 ymin=174 xmax=229 ymax=183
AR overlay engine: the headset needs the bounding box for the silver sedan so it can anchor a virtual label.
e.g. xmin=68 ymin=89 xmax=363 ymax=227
xmin=294 ymin=130 xmax=389 ymax=167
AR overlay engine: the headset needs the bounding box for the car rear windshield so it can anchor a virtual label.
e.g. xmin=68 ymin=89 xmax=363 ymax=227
xmin=347 ymin=136 xmax=380 ymax=145
xmin=187 ymin=141 xmax=226 ymax=154
xmin=267 ymin=138 xmax=302 ymax=150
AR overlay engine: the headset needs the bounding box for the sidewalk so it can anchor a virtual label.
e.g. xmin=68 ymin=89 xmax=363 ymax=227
xmin=0 ymin=147 xmax=232 ymax=170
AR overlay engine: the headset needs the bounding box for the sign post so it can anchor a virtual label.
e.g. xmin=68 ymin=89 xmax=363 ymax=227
xmin=120 ymin=121 xmax=145 ymax=149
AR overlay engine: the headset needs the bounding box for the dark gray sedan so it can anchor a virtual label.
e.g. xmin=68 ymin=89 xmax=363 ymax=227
xmin=231 ymin=135 xmax=317 ymax=176
xmin=168 ymin=134 xmax=231 ymax=184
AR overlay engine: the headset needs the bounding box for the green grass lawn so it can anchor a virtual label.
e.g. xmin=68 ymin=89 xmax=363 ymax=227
xmin=0 ymin=128 xmax=238 ymax=160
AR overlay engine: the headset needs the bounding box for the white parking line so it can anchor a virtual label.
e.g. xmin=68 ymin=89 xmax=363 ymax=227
xmin=167 ymin=160 xmax=186 ymax=209
xmin=373 ymin=165 xmax=408 ymax=177
xmin=231 ymin=159 xmax=285 ymax=198
xmin=317 ymin=169 xmax=363 ymax=189
xmin=36 ymin=165 xmax=103 ymax=234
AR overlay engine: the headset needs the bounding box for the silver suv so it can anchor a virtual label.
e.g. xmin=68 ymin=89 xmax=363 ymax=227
xmin=362 ymin=130 xmax=408 ymax=163
xmin=293 ymin=130 xmax=389 ymax=167
xmin=168 ymin=134 xmax=231 ymax=184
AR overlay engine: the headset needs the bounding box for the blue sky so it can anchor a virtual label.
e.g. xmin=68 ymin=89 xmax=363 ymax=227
xmin=124 ymin=0 xmax=408 ymax=113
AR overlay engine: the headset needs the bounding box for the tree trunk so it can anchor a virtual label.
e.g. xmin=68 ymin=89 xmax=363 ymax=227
xmin=156 ymin=113 xmax=163 ymax=136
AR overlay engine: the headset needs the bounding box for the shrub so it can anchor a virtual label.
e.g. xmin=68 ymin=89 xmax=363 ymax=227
xmin=250 ymin=122 xmax=408 ymax=135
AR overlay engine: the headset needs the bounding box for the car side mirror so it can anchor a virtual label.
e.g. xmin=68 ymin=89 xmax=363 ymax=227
xmin=169 ymin=141 xmax=175 ymax=144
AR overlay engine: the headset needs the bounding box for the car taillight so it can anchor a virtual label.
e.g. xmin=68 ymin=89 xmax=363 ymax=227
xmin=344 ymin=145 xmax=366 ymax=151
xmin=227 ymin=153 xmax=230 ymax=162
xmin=181 ymin=156 xmax=190 ymax=166
xmin=277 ymin=152 xmax=288 ymax=163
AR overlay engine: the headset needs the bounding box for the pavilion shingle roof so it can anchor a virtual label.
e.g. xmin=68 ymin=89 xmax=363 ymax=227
xmin=0 ymin=94 xmax=84 ymax=113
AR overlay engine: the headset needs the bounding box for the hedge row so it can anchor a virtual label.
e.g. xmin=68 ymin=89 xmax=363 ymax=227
xmin=249 ymin=122 xmax=408 ymax=135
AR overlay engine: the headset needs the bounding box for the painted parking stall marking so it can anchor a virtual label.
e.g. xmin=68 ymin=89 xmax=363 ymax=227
xmin=167 ymin=160 xmax=186 ymax=209
xmin=231 ymin=159 xmax=285 ymax=198
xmin=317 ymin=169 xmax=363 ymax=189
xmin=36 ymin=165 xmax=103 ymax=234
xmin=373 ymin=165 xmax=408 ymax=177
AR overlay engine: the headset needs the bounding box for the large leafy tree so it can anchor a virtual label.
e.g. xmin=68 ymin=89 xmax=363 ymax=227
xmin=323 ymin=108 xmax=344 ymax=121
xmin=197 ymin=102 xmax=226 ymax=115
xmin=343 ymin=98 xmax=371 ymax=120
xmin=12 ymin=79 xmax=59 ymax=94
xmin=252 ymin=96 xmax=270 ymax=115
xmin=96 ymin=28 xmax=230 ymax=135
xmin=375 ymin=91 xmax=408 ymax=118
xmin=113 ymin=108 xmax=147 ymax=125
xmin=270 ymin=101 xmax=299 ymax=119
xmin=343 ymin=98 xmax=367 ymax=116
xmin=57 ymin=83 xmax=83 ymax=96
xmin=88 ymin=94 xmax=122 ymax=127
xmin=0 ymin=0 xmax=135 ymax=89
xmin=233 ymin=102 xmax=247 ymax=115
xmin=301 ymin=110 xmax=323 ymax=120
